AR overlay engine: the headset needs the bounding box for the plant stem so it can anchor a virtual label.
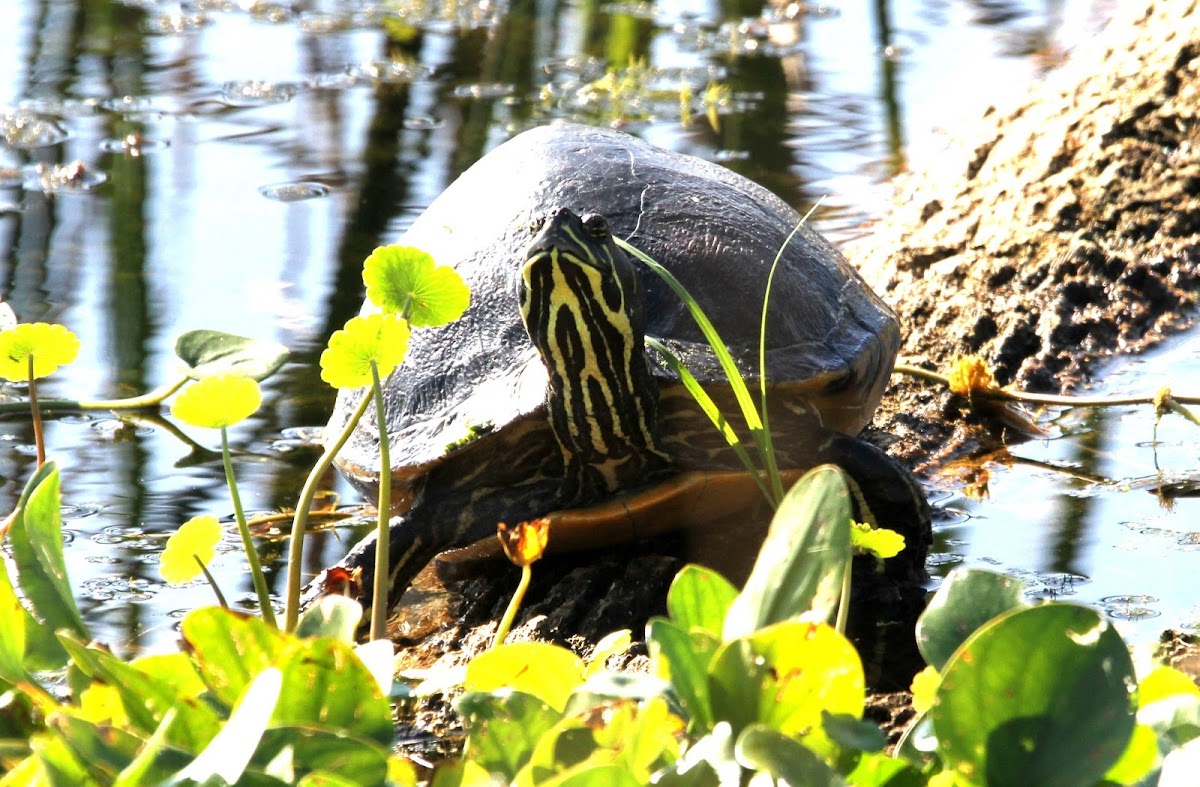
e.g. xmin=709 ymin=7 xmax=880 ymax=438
xmin=197 ymin=558 xmax=229 ymax=609
xmin=283 ymin=391 xmax=373 ymax=631
xmin=26 ymin=357 xmax=44 ymax=467
xmin=493 ymin=564 xmax=532 ymax=649
xmin=222 ymin=426 xmax=276 ymax=629
xmin=834 ymin=560 xmax=851 ymax=636
xmin=893 ymin=363 xmax=1200 ymax=407
xmin=0 ymin=376 xmax=189 ymax=416
xmin=369 ymin=360 xmax=391 ymax=641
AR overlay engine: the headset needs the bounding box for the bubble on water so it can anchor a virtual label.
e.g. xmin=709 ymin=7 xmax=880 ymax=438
xmin=221 ymin=80 xmax=299 ymax=107
xmin=258 ymin=181 xmax=331 ymax=202
xmin=101 ymin=95 xmax=153 ymax=113
xmin=99 ymin=134 xmax=171 ymax=156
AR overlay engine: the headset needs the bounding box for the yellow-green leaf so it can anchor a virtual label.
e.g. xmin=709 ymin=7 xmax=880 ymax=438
xmin=1138 ymin=665 xmax=1200 ymax=708
xmin=851 ymin=522 xmax=906 ymax=559
xmin=160 ymin=515 xmax=222 ymax=584
xmin=170 ymin=374 xmax=262 ymax=429
xmin=319 ymin=313 xmax=410 ymax=389
xmin=362 ymin=245 xmax=469 ymax=327
xmin=910 ymin=665 xmax=940 ymax=715
xmin=0 ymin=322 xmax=80 ymax=381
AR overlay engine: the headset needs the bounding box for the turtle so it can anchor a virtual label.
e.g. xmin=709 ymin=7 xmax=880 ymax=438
xmin=315 ymin=122 xmax=931 ymax=612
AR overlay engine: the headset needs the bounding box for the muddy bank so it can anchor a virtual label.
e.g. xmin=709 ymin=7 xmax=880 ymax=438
xmin=856 ymin=0 xmax=1200 ymax=469
xmin=386 ymin=0 xmax=1200 ymax=725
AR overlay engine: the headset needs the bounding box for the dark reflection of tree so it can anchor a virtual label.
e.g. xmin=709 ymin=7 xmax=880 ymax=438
xmin=1048 ymin=407 xmax=1105 ymax=574
xmin=872 ymin=0 xmax=905 ymax=174
xmin=91 ymin=0 xmax=156 ymax=651
xmin=446 ymin=0 xmax=541 ymax=181
xmin=580 ymin=0 xmax=653 ymax=66
xmin=320 ymin=35 xmax=423 ymax=344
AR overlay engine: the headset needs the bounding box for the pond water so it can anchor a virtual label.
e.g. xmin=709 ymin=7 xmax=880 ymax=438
xmin=2 ymin=0 xmax=1196 ymax=658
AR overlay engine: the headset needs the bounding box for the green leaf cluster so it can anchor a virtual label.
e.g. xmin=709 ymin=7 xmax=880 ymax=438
xmin=0 ymin=465 xmax=415 ymax=785
xmin=899 ymin=567 xmax=1200 ymax=786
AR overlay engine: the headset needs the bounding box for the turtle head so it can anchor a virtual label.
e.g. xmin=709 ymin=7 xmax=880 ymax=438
xmin=520 ymin=208 xmax=667 ymax=498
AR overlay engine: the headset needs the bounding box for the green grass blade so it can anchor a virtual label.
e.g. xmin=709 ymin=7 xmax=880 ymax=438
xmin=757 ymin=205 xmax=823 ymax=504
xmin=646 ymin=337 xmax=772 ymax=502
xmin=617 ymin=238 xmax=778 ymax=506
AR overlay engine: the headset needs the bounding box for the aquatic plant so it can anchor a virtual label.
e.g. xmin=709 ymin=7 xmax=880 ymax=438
xmin=171 ymin=373 xmax=275 ymax=628
xmin=283 ymin=245 xmax=469 ymax=638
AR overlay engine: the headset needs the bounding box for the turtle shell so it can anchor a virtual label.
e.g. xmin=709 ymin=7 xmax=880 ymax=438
xmin=326 ymin=122 xmax=899 ymax=489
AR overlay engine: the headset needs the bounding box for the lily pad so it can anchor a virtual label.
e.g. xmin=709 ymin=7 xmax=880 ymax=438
xmin=931 ymin=603 xmax=1136 ymax=787
xmin=916 ymin=567 xmax=1029 ymax=671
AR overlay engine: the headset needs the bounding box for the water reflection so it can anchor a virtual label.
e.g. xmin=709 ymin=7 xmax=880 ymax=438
xmin=1 ymin=0 xmax=1170 ymax=654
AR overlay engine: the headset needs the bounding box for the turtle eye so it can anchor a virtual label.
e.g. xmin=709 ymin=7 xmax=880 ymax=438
xmin=581 ymin=214 xmax=610 ymax=240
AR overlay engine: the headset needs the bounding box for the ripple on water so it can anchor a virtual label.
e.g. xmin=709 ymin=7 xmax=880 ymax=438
xmin=1103 ymin=594 xmax=1162 ymax=621
xmin=258 ymin=181 xmax=331 ymax=202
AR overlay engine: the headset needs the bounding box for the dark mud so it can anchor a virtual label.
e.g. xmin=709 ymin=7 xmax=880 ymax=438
xmin=857 ymin=0 xmax=1200 ymax=469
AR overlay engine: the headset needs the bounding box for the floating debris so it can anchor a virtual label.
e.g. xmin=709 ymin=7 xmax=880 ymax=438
xmin=1 ymin=110 xmax=68 ymax=149
xmin=403 ymin=114 xmax=445 ymax=130
xmin=220 ymin=80 xmax=299 ymax=107
xmin=258 ymin=181 xmax=331 ymax=202
xmin=146 ymin=9 xmax=210 ymax=34
xmin=346 ymin=60 xmax=431 ymax=85
xmin=452 ymin=82 xmax=515 ymax=100
xmin=25 ymin=160 xmax=108 ymax=193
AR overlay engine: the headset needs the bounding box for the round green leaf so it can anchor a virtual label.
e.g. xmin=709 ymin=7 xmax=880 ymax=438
xmin=170 ymin=373 xmax=261 ymax=429
xmin=175 ymin=330 xmax=289 ymax=381
xmin=0 ymin=322 xmax=80 ymax=381
xmin=362 ymin=245 xmax=470 ymax=327
xmin=160 ymin=515 xmax=221 ymax=584
xmin=931 ymin=603 xmax=1136 ymax=787
xmin=465 ymin=642 xmax=585 ymax=713
xmin=319 ymin=313 xmax=409 ymax=389
xmin=916 ymin=567 xmax=1030 ymax=671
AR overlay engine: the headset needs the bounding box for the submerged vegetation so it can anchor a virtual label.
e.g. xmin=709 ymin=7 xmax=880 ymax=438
xmin=0 ymin=240 xmax=1198 ymax=785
